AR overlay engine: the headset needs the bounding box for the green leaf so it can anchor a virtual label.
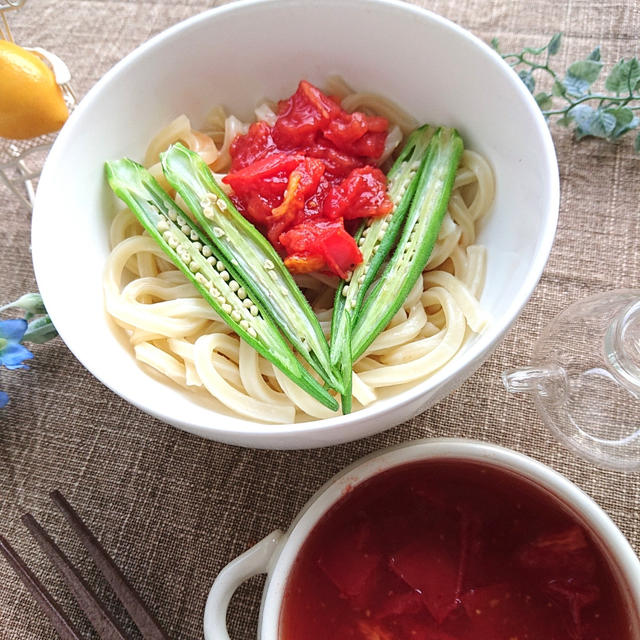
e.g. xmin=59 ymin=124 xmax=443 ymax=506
xmin=635 ymin=132 xmax=640 ymax=153
xmin=606 ymin=106 xmax=634 ymax=127
xmin=548 ymin=32 xmax=562 ymax=55
xmin=564 ymin=60 xmax=603 ymax=96
xmin=552 ymin=79 xmax=567 ymax=97
xmin=569 ymin=105 xmax=616 ymax=139
xmin=22 ymin=315 xmax=58 ymax=344
xmin=589 ymin=109 xmax=617 ymax=138
xmin=490 ymin=37 xmax=500 ymax=51
xmin=587 ymin=46 xmax=601 ymax=62
xmin=605 ymin=58 xmax=640 ymax=94
xmin=535 ymin=91 xmax=553 ymax=110
xmin=518 ymin=69 xmax=535 ymax=93
xmin=556 ymin=114 xmax=573 ymax=127
xmin=523 ymin=44 xmax=548 ymax=56
xmin=0 ymin=292 xmax=47 ymax=315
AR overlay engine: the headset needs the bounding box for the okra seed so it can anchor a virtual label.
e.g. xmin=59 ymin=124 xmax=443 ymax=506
xmin=358 ymin=275 xmax=365 ymax=284
xmin=189 ymin=261 xmax=199 ymax=273
xmin=157 ymin=219 xmax=169 ymax=232
xmin=179 ymin=225 xmax=189 ymax=236
xmin=167 ymin=236 xmax=178 ymax=249
xmin=229 ymin=281 xmax=239 ymax=292
xmin=358 ymin=237 xmax=366 ymax=247
xmin=213 ymin=226 xmax=224 ymax=238
xmin=269 ymin=270 xmax=278 ymax=280
xmin=217 ymin=296 xmax=225 ymax=305
xmin=188 ymin=230 xmax=197 ymax=241
xmin=248 ymin=327 xmax=257 ymax=338
xmin=342 ymin=286 xmax=349 ymax=296
xmin=216 ymin=261 xmax=224 ymax=271
xmin=218 ymin=200 xmax=228 ymax=211
xmin=202 ymin=246 xmax=212 ymax=257
xmin=211 ymin=288 xmax=219 ymax=297
xmin=250 ymin=305 xmax=259 ymax=316
xmin=263 ymin=259 xmax=274 ymax=270
xmin=240 ymin=320 xmax=249 ymax=330
xmin=231 ymin=311 xmax=241 ymax=322
xmin=193 ymin=242 xmax=203 ymax=252
xmin=350 ymin=300 xmax=357 ymax=309
xmin=280 ymin=286 xmax=288 ymax=296
xmin=207 ymin=256 xmax=216 ymax=265
xmin=243 ymin=299 xmax=252 ymax=308
xmin=176 ymin=216 xmax=186 ymax=226
xmin=221 ymin=271 xmax=230 ymax=282
xmin=202 ymin=205 xmax=215 ymax=220
xmin=222 ymin=303 xmax=232 ymax=313
xmin=167 ymin=210 xmax=178 ymax=221
xmin=237 ymin=287 xmax=247 ymax=300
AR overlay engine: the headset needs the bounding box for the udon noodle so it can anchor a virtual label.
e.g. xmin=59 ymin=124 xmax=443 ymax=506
xmin=104 ymin=81 xmax=494 ymax=424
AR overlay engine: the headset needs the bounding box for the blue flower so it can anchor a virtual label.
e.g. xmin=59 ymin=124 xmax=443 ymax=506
xmin=0 ymin=391 xmax=8 ymax=408
xmin=0 ymin=318 xmax=33 ymax=370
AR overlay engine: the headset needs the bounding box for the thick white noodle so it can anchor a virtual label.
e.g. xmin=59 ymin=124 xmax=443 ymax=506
xmin=104 ymin=89 xmax=494 ymax=423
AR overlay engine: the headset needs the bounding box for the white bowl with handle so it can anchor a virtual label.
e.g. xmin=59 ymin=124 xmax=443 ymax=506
xmin=31 ymin=0 xmax=558 ymax=447
xmin=204 ymin=439 xmax=640 ymax=639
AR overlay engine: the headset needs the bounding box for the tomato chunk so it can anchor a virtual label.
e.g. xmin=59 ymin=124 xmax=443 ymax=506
xmin=281 ymin=219 xmax=362 ymax=279
xmin=323 ymin=167 xmax=393 ymax=220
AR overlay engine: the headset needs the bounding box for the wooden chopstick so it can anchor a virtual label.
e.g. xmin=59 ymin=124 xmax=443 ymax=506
xmin=50 ymin=490 xmax=169 ymax=640
xmin=21 ymin=513 xmax=130 ymax=640
xmin=0 ymin=534 xmax=84 ymax=640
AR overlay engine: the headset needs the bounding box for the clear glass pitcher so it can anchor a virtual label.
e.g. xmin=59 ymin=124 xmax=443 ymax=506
xmin=503 ymin=290 xmax=640 ymax=471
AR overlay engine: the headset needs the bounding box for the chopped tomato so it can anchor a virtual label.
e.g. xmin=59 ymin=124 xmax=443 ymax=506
xmin=229 ymin=121 xmax=277 ymax=170
xmin=281 ymin=220 xmax=362 ymax=279
xmin=225 ymin=80 xmax=390 ymax=276
xmin=323 ymin=167 xmax=393 ymax=220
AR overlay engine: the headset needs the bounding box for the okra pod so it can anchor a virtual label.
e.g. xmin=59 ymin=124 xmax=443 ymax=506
xmin=160 ymin=144 xmax=343 ymax=394
xmin=329 ymin=126 xmax=436 ymax=406
xmin=350 ymin=127 xmax=464 ymax=361
xmin=105 ymin=159 xmax=338 ymax=412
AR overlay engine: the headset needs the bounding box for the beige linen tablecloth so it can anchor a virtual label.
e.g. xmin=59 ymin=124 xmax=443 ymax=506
xmin=1 ymin=0 xmax=639 ymax=638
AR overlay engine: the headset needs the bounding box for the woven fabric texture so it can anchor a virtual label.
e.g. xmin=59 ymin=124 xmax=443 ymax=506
xmin=1 ymin=0 xmax=639 ymax=638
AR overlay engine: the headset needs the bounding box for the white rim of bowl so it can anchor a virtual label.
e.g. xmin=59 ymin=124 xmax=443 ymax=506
xmin=32 ymin=0 xmax=559 ymax=441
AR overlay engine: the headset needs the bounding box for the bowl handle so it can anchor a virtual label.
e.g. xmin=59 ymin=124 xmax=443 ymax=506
xmin=203 ymin=529 xmax=284 ymax=640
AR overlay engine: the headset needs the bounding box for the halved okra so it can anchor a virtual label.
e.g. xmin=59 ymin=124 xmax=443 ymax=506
xmin=160 ymin=143 xmax=343 ymax=394
xmin=329 ymin=125 xmax=436 ymax=370
xmin=105 ymin=159 xmax=338 ymax=411
xmin=350 ymin=127 xmax=464 ymax=361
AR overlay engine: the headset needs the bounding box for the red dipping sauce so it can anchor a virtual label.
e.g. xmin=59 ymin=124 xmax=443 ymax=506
xmin=223 ymin=80 xmax=392 ymax=278
xmin=279 ymin=461 xmax=632 ymax=640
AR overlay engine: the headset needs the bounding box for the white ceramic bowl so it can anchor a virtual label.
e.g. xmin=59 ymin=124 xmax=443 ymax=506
xmin=31 ymin=0 xmax=558 ymax=448
xmin=204 ymin=439 xmax=640 ymax=640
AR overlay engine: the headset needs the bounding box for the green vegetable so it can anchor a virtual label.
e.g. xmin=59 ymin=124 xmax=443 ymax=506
xmin=329 ymin=125 xmax=435 ymax=410
xmin=492 ymin=32 xmax=640 ymax=151
xmin=160 ymin=143 xmax=344 ymax=394
xmin=350 ymin=126 xmax=464 ymax=361
xmin=105 ymin=158 xmax=338 ymax=412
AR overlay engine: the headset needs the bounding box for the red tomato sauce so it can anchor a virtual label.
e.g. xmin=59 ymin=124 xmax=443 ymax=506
xmin=279 ymin=461 xmax=633 ymax=640
xmin=223 ymin=81 xmax=393 ymax=278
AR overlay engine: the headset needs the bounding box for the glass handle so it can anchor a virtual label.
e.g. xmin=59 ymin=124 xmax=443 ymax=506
xmin=502 ymin=363 xmax=568 ymax=400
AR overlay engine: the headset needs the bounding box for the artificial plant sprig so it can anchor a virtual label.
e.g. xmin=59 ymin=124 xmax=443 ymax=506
xmin=492 ymin=32 xmax=640 ymax=151
xmin=0 ymin=293 xmax=58 ymax=408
